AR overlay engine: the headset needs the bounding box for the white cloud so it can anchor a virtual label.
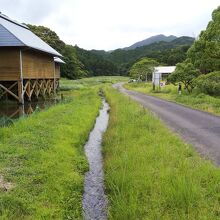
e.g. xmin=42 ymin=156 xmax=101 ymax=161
xmin=0 ymin=0 xmax=219 ymax=50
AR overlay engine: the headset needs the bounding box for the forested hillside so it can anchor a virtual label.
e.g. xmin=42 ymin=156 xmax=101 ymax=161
xmin=75 ymin=46 xmax=118 ymax=76
xmin=93 ymin=36 xmax=194 ymax=75
xmin=28 ymin=24 xmax=194 ymax=78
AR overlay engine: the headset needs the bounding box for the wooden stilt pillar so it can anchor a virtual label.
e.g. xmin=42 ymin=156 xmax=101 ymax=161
xmin=53 ymin=63 xmax=56 ymax=96
xmin=18 ymin=105 xmax=25 ymax=117
xmin=27 ymin=80 xmax=31 ymax=101
xmin=35 ymin=80 xmax=39 ymax=100
xmin=18 ymin=80 xmax=24 ymax=105
xmin=19 ymin=49 xmax=24 ymax=105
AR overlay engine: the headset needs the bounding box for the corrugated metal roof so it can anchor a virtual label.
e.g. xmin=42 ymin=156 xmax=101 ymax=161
xmin=154 ymin=66 xmax=176 ymax=74
xmin=0 ymin=14 xmax=62 ymax=57
xmin=54 ymin=57 xmax=65 ymax=64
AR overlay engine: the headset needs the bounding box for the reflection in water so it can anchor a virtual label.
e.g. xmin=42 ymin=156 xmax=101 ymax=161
xmin=0 ymin=99 xmax=60 ymax=125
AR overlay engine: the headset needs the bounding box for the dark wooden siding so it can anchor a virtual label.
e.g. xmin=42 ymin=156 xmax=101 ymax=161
xmin=0 ymin=48 xmax=60 ymax=81
xmin=55 ymin=63 xmax=60 ymax=78
xmin=22 ymin=50 xmax=55 ymax=79
xmin=0 ymin=48 xmax=20 ymax=81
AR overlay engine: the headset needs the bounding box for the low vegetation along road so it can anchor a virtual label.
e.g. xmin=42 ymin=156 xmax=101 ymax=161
xmin=115 ymin=83 xmax=220 ymax=166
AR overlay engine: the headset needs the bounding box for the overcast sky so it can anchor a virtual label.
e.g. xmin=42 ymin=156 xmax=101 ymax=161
xmin=0 ymin=0 xmax=219 ymax=50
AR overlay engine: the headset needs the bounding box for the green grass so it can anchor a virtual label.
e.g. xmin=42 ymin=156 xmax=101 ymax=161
xmin=103 ymin=87 xmax=220 ymax=219
xmin=1 ymin=75 xmax=219 ymax=219
xmin=0 ymin=89 xmax=101 ymax=219
xmin=125 ymin=82 xmax=220 ymax=116
xmin=60 ymin=76 xmax=128 ymax=91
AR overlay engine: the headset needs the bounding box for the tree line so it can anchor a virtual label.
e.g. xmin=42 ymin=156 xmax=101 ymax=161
xmin=28 ymin=24 xmax=194 ymax=79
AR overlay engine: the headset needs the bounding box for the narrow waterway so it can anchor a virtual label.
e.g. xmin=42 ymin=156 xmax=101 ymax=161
xmin=83 ymin=99 xmax=109 ymax=220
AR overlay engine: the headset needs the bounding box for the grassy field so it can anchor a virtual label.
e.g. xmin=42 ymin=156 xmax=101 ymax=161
xmin=1 ymin=76 xmax=220 ymax=219
xmin=103 ymin=87 xmax=220 ymax=219
xmin=124 ymin=82 xmax=220 ymax=116
xmin=0 ymin=89 xmax=101 ymax=219
xmin=60 ymin=76 xmax=128 ymax=91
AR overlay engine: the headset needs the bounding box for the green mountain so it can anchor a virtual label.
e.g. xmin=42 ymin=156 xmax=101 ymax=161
xmin=123 ymin=34 xmax=177 ymax=50
xmin=91 ymin=36 xmax=195 ymax=75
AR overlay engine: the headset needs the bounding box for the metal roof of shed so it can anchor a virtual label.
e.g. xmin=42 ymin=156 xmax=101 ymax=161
xmin=154 ymin=66 xmax=176 ymax=74
xmin=0 ymin=13 xmax=62 ymax=57
xmin=54 ymin=57 xmax=65 ymax=64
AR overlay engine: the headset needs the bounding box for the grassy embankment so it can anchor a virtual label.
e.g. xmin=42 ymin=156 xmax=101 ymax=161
xmin=103 ymin=87 xmax=220 ymax=219
xmin=0 ymin=88 xmax=101 ymax=219
xmin=124 ymin=82 xmax=220 ymax=116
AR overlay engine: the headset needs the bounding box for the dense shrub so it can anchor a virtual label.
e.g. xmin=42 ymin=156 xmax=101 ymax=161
xmin=195 ymin=72 xmax=220 ymax=95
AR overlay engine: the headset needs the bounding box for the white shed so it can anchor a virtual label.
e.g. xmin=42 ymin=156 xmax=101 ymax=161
xmin=152 ymin=66 xmax=176 ymax=86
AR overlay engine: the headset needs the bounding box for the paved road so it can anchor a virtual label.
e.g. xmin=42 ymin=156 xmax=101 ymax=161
xmin=114 ymin=83 xmax=220 ymax=166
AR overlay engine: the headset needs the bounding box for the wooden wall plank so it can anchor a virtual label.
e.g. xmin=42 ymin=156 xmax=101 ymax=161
xmin=0 ymin=48 xmax=20 ymax=80
xmin=55 ymin=63 xmax=60 ymax=78
xmin=22 ymin=50 xmax=55 ymax=79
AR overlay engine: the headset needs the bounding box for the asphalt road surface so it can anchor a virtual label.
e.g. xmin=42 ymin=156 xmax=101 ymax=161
xmin=114 ymin=83 xmax=220 ymax=166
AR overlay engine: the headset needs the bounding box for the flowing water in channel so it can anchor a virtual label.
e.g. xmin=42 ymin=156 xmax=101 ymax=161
xmin=83 ymin=99 xmax=109 ymax=220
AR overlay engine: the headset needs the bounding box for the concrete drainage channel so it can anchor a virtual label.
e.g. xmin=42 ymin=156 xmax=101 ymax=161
xmin=82 ymin=98 xmax=110 ymax=220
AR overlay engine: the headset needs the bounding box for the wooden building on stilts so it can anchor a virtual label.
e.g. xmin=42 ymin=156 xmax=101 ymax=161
xmin=0 ymin=13 xmax=64 ymax=104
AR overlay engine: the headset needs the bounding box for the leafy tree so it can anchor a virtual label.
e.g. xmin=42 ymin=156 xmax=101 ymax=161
xmin=62 ymin=45 xmax=88 ymax=79
xmin=129 ymin=58 xmax=158 ymax=81
xmin=168 ymin=60 xmax=200 ymax=93
xmin=28 ymin=24 xmax=87 ymax=79
xmin=187 ymin=6 xmax=220 ymax=73
xmin=27 ymin=25 xmax=66 ymax=54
